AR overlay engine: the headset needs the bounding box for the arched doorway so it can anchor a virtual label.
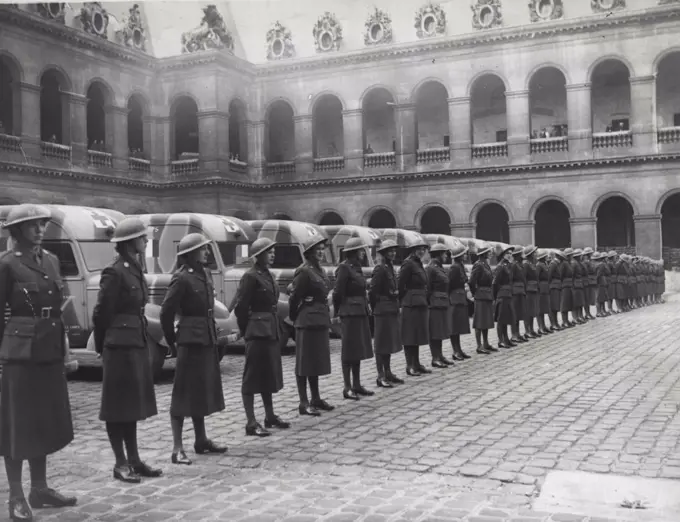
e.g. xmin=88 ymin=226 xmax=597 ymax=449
xmin=172 ymin=96 xmax=199 ymax=160
xmin=368 ymin=208 xmax=397 ymax=229
xmin=475 ymin=203 xmax=509 ymax=243
xmin=420 ymin=206 xmax=451 ymax=234
xmin=228 ymin=99 xmax=248 ymax=162
xmin=470 ymin=74 xmax=508 ymax=145
xmin=40 ymin=68 xmax=70 ymax=144
xmin=596 ymin=196 xmax=635 ymax=251
xmin=362 ymin=87 xmax=396 ymax=154
xmin=661 ymin=193 xmax=680 ymax=267
xmin=319 ymin=211 xmax=344 ymax=226
xmin=312 ymin=94 xmax=344 ymax=159
xmin=528 ymin=67 xmax=568 ymax=139
xmin=534 ymin=200 xmax=571 ymax=248
xmin=127 ymin=94 xmax=145 ymax=156
xmin=86 ymin=81 xmax=109 ymax=151
xmin=266 ymin=100 xmax=295 ymax=163
xmin=414 ymin=81 xmax=449 ymax=152
xmin=0 ymin=56 xmax=21 ymax=136
xmin=591 ymin=59 xmax=631 ymax=134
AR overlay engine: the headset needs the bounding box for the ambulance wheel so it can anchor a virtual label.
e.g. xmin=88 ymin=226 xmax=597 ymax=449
xmin=151 ymin=342 xmax=166 ymax=382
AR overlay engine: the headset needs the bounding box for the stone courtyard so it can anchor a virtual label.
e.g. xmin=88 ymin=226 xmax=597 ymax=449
xmin=3 ymin=296 xmax=680 ymax=521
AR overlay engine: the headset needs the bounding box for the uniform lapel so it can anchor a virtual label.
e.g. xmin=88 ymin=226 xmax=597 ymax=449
xmin=16 ymin=248 xmax=49 ymax=277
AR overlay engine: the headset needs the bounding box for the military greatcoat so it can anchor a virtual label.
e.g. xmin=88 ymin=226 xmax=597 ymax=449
xmin=469 ymin=259 xmax=494 ymax=330
xmin=447 ymin=260 xmax=470 ymax=336
xmin=233 ymin=264 xmax=285 ymax=395
xmin=93 ymin=255 xmax=157 ymax=423
xmin=596 ymin=262 xmax=610 ymax=304
xmin=511 ymin=260 xmax=526 ymax=322
xmin=586 ymin=259 xmax=597 ymax=306
xmin=0 ymin=247 xmax=74 ymax=460
xmin=614 ymin=258 xmax=627 ymax=301
xmin=160 ymin=263 xmax=225 ymax=416
xmin=523 ymin=259 xmax=539 ymax=320
xmin=289 ymin=260 xmax=332 ymax=377
xmin=398 ymin=254 xmax=430 ymax=346
xmin=333 ymin=259 xmax=373 ymax=363
xmin=425 ymin=258 xmax=451 ymax=340
xmin=492 ymin=260 xmax=514 ymax=326
xmin=536 ymin=259 xmax=551 ymax=315
xmin=368 ymin=261 xmax=402 ymax=355
xmin=559 ymin=258 xmax=574 ymax=312
xmin=607 ymin=258 xmax=616 ymax=302
xmin=547 ymin=257 xmax=562 ymax=313
xmin=572 ymin=259 xmax=585 ymax=309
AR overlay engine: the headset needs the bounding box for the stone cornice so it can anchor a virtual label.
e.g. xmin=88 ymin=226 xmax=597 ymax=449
xmin=508 ymin=220 xmax=535 ymax=227
xmin=155 ymin=50 xmax=257 ymax=78
xmin=18 ymin=82 xmax=41 ymax=93
xmin=633 ymin=214 xmax=662 ymax=221
xmin=630 ymin=75 xmax=656 ymax=85
xmin=566 ymin=83 xmax=592 ymax=92
xmin=448 ymin=97 xmax=471 ymax=105
xmin=197 ymin=110 xmax=229 ymax=120
xmin=569 ymin=217 xmax=597 ymax=224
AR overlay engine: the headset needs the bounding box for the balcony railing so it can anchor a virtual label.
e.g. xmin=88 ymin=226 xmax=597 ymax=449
xmin=171 ymin=158 xmax=199 ymax=176
xmin=417 ymin=147 xmax=450 ymax=164
xmin=229 ymin=158 xmax=247 ymax=173
xmin=363 ymin=152 xmax=395 ymax=168
xmin=530 ymin=136 xmax=568 ymax=154
xmin=267 ymin=161 xmax=295 ymax=176
xmin=658 ymin=126 xmax=680 ymax=144
xmin=41 ymin=141 xmax=71 ymax=161
xmin=592 ymin=131 xmax=633 ymax=149
xmin=313 ymin=156 xmax=345 ymax=172
xmin=0 ymin=133 xmax=20 ymax=152
xmin=129 ymin=157 xmax=151 ymax=174
xmin=88 ymin=150 xmax=113 ymax=168
xmin=471 ymin=142 xmax=508 ymax=159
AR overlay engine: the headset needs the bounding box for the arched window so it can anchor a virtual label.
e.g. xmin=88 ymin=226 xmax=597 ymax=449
xmin=420 ymin=206 xmax=451 ymax=235
xmin=172 ymin=96 xmax=199 ymax=160
xmin=475 ymin=202 xmax=509 ymax=243
xmin=534 ymin=200 xmax=571 ymax=247
xmin=127 ymin=95 xmax=145 ymax=157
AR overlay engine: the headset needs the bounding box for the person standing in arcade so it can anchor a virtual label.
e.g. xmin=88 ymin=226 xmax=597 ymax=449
xmin=0 ymin=204 xmax=77 ymax=522
xmin=468 ymin=243 xmax=494 ymax=355
xmin=160 ymin=233 xmax=228 ymax=460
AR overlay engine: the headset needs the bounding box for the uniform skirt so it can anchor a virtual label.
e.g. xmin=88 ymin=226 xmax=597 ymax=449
xmin=588 ymin=286 xmax=597 ymax=306
xmin=373 ymin=313 xmax=402 ymax=355
xmin=573 ymin=288 xmax=585 ymax=308
xmin=449 ymin=305 xmax=470 ymax=336
xmin=560 ymin=288 xmax=573 ymax=312
xmin=615 ymin=283 xmax=627 ymax=301
xmin=430 ymin=307 xmax=452 ymax=340
xmin=524 ymin=292 xmax=538 ymax=319
xmin=100 ymin=345 xmax=157 ymax=423
xmin=597 ymin=286 xmax=609 ymax=304
xmin=512 ymin=294 xmax=526 ymax=322
xmin=473 ymin=299 xmax=494 ymax=330
xmin=549 ymin=289 xmax=561 ymax=312
xmin=400 ymin=306 xmax=429 ymax=346
xmin=242 ymin=338 xmax=284 ymax=395
xmin=539 ymin=291 xmax=551 ymax=315
xmin=608 ymin=282 xmax=616 ymax=301
xmin=0 ymin=362 xmax=73 ymax=460
xmin=494 ymin=297 xmax=514 ymax=326
xmin=295 ymin=327 xmax=331 ymax=377
xmin=171 ymin=344 xmax=225 ymax=417
xmin=341 ymin=316 xmax=373 ymax=363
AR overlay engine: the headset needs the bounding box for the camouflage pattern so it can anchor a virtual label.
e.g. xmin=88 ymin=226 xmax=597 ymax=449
xmin=320 ymin=224 xmax=383 ymax=279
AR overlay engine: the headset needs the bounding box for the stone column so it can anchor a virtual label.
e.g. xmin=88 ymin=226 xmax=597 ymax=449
xmin=508 ymin=220 xmax=534 ymax=245
xmin=150 ymin=116 xmax=171 ymax=179
xmin=67 ymin=92 xmax=87 ymax=166
xmin=106 ymin=105 xmax=128 ymax=171
xmin=394 ymin=103 xmax=416 ymax=171
xmin=505 ymin=90 xmax=530 ymax=164
xmin=447 ymin=97 xmax=472 ymax=169
xmin=450 ymin=222 xmax=475 ymax=238
xmin=342 ymin=108 xmax=363 ymax=175
xmin=142 ymin=115 xmax=154 ymax=162
xmin=19 ymin=82 xmax=41 ymax=160
xmin=569 ymin=217 xmax=596 ymax=248
xmin=198 ymin=110 xmax=229 ymax=174
xmin=246 ymin=120 xmax=265 ymax=183
xmin=566 ymin=83 xmax=593 ymax=160
xmin=294 ymin=114 xmax=313 ymax=176
xmin=629 ymin=76 xmax=656 ymax=154
xmin=633 ymin=214 xmax=662 ymax=259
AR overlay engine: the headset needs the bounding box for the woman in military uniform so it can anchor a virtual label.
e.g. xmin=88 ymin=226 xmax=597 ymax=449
xmin=583 ymin=248 xmax=597 ymax=320
xmin=571 ymin=250 xmax=586 ymax=324
xmin=333 ymin=238 xmax=374 ymax=400
xmin=0 ymin=204 xmax=77 ymax=521
xmin=492 ymin=246 xmax=514 ymax=350
xmin=425 ymin=243 xmax=452 ymax=369
xmin=547 ymin=252 xmax=563 ymax=331
xmin=522 ymin=246 xmax=540 ymax=338
xmin=593 ymin=252 xmax=610 ymax=317
xmin=369 ymin=240 xmax=403 ymax=388
xmin=289 ymin=235 xmax=334 ymax=416
xmin=233 ymin=237 xmax=288 ymax=436
xmin=398 ymin=238 xmax=431 ymax=376
xmin=607 ymin=252 xmax=618 ymax=313
xmin=93 ymin=217 xmax=161 ymax=484
xmin=447 ymin=244 xmax=471 ymax=363
xmin=559 ymin=249 xmax=575 ymax=328
xmin=160 ymin=233 xmax=227 ymax=463
xmin=535 ymin=250 xmax=552 ymax=335
xmin=510 ymin=247 xmax=527 ymax=343
xmin=468 ymin=243 xmax=494 ymax=355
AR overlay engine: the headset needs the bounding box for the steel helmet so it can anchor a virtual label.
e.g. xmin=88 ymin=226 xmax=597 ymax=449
xmin=591 ymin=251 xmax=601 ymax=261
xmin=573 ymin=249 xmax=583 ymax=258
xmin=583 ymin=247 xmax=594 ymax=255
xmin=2 ymin=204 xmax=51 ymax=229
xmin=343 ymin=237 xmax=367 ymax=253
xmin=536 ymin=249 xmax=549 ymax=260
xmin=407 ymin=237 xmax=429 ymax=250
xmin=511 ymin=245 xmax=524 ymax=256
xmin=177 ymin=233 xmax=211 ymax=257
xmin=523 ymin=245 xmax=538 ymax=258
xmin=499 ymin=245 xmax=514 ymax=259
xmin=450 ymin=244 xmax=468 ymax=259
xmin=250 ymin=237 xmax=276 ymax=258
xmin=110 ymin=217 xmax=147 ymax=243
xmin=377 ymin=239 xmax=398 ymax=253
xmin=303 ymin=234 xmax=327 ymax=255
xmin=476 ymin=242 xmax=492 ymax=256
xmin=608 ymin=250 xmax=617 ymax=258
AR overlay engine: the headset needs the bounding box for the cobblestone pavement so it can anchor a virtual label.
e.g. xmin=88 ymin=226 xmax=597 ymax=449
xmin=3 ymin=297 xmax=680 ymax=521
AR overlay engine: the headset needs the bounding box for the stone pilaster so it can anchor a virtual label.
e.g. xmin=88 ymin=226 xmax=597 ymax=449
xmin=246 ymin=120 xmax=265 ymax=183
xmin=569 ymin=217 xmax=596 ymax=248
xmin=633 ymin=214 xmax=662 ymax=259
xmin=198 ymin=109 xmax=229 ymax=174
xmin=450 ymin=222 xmax=475 ymax=238
xmin=394 ymin=103 xmax=417 ymax=171
xmin=149 ymin=115 xmax=171 ymax=178
xmin=447 ymin=97 xmax=471 ymax=168
xmin=342 ymin=108 xmax=363 ymax=175
xmin=19 ymin=82 xmax=41 ymax=159
xmin=566 ymin=83 xmax=593 ymax=160
xmin=629 ymin=76 xmax=657 ymax=154
xmin=505 ymin=90 xmax=530 ymax=164
xmin=508 ymin=220 xmax=535 ymax=245
xmin=106 ymin=105 xmax=128 ymax=171
xmin=66 ymin=92 xmax=86 ymax=165
xmin=294 ymin=114 xmax=313 ymax=175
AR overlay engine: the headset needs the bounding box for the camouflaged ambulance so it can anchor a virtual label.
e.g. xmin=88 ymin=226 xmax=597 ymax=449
xmin=377 ymin=228 xmax=429 ymax=268
xmin=320 ymin=225 xmax=383 ymax=279
xmin=422 ymin=233 xmax=466 ymax=269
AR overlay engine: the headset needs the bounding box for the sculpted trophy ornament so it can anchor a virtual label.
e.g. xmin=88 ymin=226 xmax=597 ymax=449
xmin=364 ymin=7 xmax=393 ymax=46
xmin=117 ymin=3 xmax=147 ymax=52
xmin=313 ymin=12 xmax=343 ymax=53
xmin=266 ymin=21 xmax=295 ymax=60
xmin=414 ymin=3 xmax=447 ymax=39
xmin=79 ymin=2 xmax=110 ymax=40
xmin=591 ymin=0 xmax=626 ymax=11
xmin=37 ymin=2 xmax=66 ymax=23
xmin=471 ymin=0 xmax=503 ymax=30
xmin=528 ymin=0 xmax=564 ymax=21
xmin=181 ymin=4 xmax=234 ymax=54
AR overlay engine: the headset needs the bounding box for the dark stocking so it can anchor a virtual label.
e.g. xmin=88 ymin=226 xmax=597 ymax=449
xmin=28 ymin=456 xmax=47 ymax=490
xmin=308 ymin=376 xmax=321 ymax=402
xmin=482 ymin=329 xmax=489 ymax=348
xmin=296 ymin=375 xmax=309 ymax=404
xmin=105 ymin=422 xmax=127 ymax=467
xmin=375 ymin=354 xmax=386 ymax=379
xmin=171 ymin=415 xmax=184 ymax=452
xmin=404 ymin=345 xmax=415 ymax=369
xmin=384 ymin=354 xmax=393 ymax=377
xmin=242 ymin=394 xmax=256 ymax=425
xmin=430 ymin=338 xmax=443 ymax=360
xmin=341 ymin=363 xmax=352 ymax=390
xmin=561 ymin=312 xmax=570 ymax=325
xmin=261 ymin=393 xmax=275 ymax=420
xmin=497 ymin=324 xmax=504 ymax=345
xmin=524 ymin=319 xmax=533 ymax=334
xmin=474 ymin=329 xmax=482 ymax=348
xmin=351 ymin=363 xmax=362 ymax=389
xmin=4 ymin=457 xmax=24 ymax=499
xmin=191 ymin=416 xmax=207 ymax=444
xmin=412 ymin=345 xmax=422 ymax=367
xmin=122 ymin=422 xmax=140 ymax=465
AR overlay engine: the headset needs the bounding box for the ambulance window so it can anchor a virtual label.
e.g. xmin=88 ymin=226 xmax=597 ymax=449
xmin=272 ymin=245 xmax=303 ymax=269
xmin=43 ymin=241 xmax=79 ymax=277
xmin=217 ymin=242 xmax=250 ymax=267
xmin=79 ymin=241 xmax=116 ymax=272
xmin=204 ymin=244 xmax=218 ymax=271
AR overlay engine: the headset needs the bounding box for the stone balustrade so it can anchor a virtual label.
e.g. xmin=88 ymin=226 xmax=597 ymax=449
xmin=592 ymin=131 xmax=633 ymax=149
xmin=266 ymin=161 xmax=296 ymax=176
xmin=313 ymin=156 xmax=345 ymax=172
xmin=658 ymin=126 xmax=680 ymax=144
xmin=0 ymin=133 xmax=21 ymax=152
xmin=171 ymin=158 xmax=199 ymax=176
xmin=363 ymin=151 xmax=396 ymax=168
xmin=416 ymin=147 xmax=450 ymax=164
xmin=229 ymin=158 xmax=247 ymax=173
xmin=471 ymin=142 xmax=508 ymax=158
xmin=530 ymin=136 xmax=568 ymax=154
xmin=128 ymin=157 xmax=151 ymax=174
xmin=88 ymin=149 xmax=113 ymax=168
xmin=41 ymin=141 xmax=71 ymax=161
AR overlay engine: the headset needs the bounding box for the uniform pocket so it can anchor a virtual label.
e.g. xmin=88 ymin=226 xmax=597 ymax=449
xmin=245 ymin=313 xmax=276 ymax=340
xmin=177 ymin=316 xmax=211 ymax=345
xmin=0 ymin=317 xmax=35 ymax=361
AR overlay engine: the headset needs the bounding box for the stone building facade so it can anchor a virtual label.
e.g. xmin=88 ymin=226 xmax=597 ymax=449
xmin=1 ymin=1 xmax=680 ymax=261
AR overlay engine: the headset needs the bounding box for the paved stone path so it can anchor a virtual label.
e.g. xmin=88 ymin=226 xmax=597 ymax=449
xmin=2 ymin=297 xmax=680 ymax=521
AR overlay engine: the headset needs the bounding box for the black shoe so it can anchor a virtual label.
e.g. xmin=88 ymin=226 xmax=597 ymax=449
xmin=9 ymin=497 xmax=32 ymax=521
xmin=406 ymin=367 xmax=421 ymax=376
xmin=456 ymin=350 xmax=471 ymax=360
xmin=27 ymin=488 xmax=77 ymax=509
xmin=476 ymin=348 xmax=491 ymax=354
xmin=431 ymin=359 xmax=448 ymax=369
xmin=353 ymin=386 xmax=375 ymax=396
xmin=376 ymin=377 xmax=393 ymax=388
xmin=113 ymin=465 xmax=141 ymax=484
xmin=171 ymin=450 xmax=192 ymax=465
xmin=441 ymin=355 xmax=456 ymax=365
xmin=194 ymin=440 xmax=227 ymax=455
xmin=311 ymin=399 xmax=335 ymax=411
xmin=131 ymin=462 xmax=163 ymax=478
xmin=416 ymin=364 xmax=432 ymax=374
xmin=298 ymin=403 xmax=321 ymax=416
xmin=386 ymin=373 xmax=404 ymax=384
xmin=486 ymin=345 xmax=499 ymax=352
xmin=264 ymin=416 xmax=290 ymax=429
xmin=343 ymin=388 xmax=360 ymax=400
xmin=245 ymin=423 xmax=271 ymax=437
